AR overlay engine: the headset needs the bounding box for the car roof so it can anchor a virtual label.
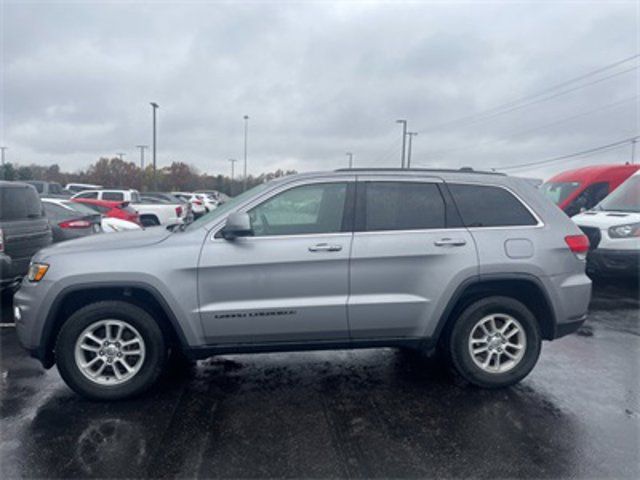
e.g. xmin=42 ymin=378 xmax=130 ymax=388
xmin=546 ymin=164 xmax=640 ymax=183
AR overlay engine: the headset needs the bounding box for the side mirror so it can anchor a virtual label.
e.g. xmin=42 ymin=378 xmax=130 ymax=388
xmin=221 ymin=212 xmax=252 ymax=240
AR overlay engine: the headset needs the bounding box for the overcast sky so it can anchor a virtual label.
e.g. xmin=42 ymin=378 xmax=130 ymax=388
xmin=2 ymin=0 xmax=638 ymax=180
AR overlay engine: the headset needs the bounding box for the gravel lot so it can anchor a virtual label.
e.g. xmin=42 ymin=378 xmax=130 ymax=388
xmin=1 ymin=279 xmax=638 ymax=478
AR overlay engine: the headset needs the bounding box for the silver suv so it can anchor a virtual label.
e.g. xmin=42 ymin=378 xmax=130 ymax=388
xmin=14 ymin=169 xmax=592 ymax=400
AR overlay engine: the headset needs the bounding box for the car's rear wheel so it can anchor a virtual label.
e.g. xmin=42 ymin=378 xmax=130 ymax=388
xmin=448 ymin=296 xmax=541 ymax=388
xmin=55 ymin=301 xmax=166 ymax=400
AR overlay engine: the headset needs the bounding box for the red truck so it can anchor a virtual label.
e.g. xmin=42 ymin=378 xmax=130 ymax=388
xmin=541 ymin=164 xmax=640 ymax=216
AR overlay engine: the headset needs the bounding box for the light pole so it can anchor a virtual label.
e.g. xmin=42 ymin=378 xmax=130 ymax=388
xmin=116 ymin=152 xmax=126 ymax=160
xmin=136 ymin=145 xmax=148 ymax=169
xmin=396 ymin=119 xmax=407 ymax=168
xmin=346 ymin=152 xmax=354 ymax=168
xmin=632 ymin=138 xmax=637 ymax=164
xmin=243 ymin=115 xmax=249 ymax=191
xmin=406 ymin=132 xmax=417 ymax=168
xmin=228 ymin=158 xmax=238 ymax=196
xmin=150 ymin=102 xmax=159 ymax=190
xmin=228 ymin=158 xmax=237 ymax=181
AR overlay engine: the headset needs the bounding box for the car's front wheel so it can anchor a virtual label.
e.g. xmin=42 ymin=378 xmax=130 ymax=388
xmin=55 ymin=301 xmax=167 ymax=400
xmin=448 ymin=296 xmax=541 ymax=388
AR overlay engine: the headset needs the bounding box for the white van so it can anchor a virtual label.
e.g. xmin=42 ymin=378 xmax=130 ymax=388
xmin=572 ymin=171 xmax=640 ymax=276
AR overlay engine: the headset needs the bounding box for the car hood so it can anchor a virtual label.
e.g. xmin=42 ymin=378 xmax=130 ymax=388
xmin=572 ymin=210 xmax=640 ymax=229
xmin=36 ymin=226 xmax=172 ymax=259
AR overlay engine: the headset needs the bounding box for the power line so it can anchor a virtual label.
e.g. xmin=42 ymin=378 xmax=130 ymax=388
xmin=497 ymin=136 xmax=640 ymax=172
xmin=427 ymin=94 xmax=639 ymax=159
xmin=417 ymin=54 xmax=640 ymax=133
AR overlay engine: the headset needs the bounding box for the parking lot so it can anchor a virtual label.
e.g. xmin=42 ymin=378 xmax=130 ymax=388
xmin=0 ymin=278 xmax=638 ymax=479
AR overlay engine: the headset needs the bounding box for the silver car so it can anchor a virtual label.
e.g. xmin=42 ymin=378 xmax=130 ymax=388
xmin=14 ymin=169 xmax=592 ymax=400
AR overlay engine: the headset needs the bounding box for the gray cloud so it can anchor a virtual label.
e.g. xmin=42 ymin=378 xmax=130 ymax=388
xmin=2 ymin=1 xmax=638 ymax=180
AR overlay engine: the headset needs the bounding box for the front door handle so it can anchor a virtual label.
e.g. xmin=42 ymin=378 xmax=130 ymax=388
xmin=434 ymin=238 xmax=467 ymax=247
xmin=309 ymin=243 xmax=343 ymax=252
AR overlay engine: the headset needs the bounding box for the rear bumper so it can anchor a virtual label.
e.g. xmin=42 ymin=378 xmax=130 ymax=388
xmin=587 ymin=249 xmax=639 ymax=276
xmin=554 ymin=314 xmax=587 ymax=339
xmin=0 ymin=253 xmax=29 ymax=287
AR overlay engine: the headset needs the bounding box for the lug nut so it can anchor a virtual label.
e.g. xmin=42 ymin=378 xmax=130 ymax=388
xmin=99 ymin=350 xmax=104 ymax=356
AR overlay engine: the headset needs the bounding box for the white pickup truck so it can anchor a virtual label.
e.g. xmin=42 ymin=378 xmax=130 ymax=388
xmin=71 ymin=189 xmax=189 ymax=226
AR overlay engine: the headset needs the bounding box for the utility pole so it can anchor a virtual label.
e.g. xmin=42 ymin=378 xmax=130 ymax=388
xmin=396 ymin=120 xmax=407 ymax=168
xmin=116 ymin=152 xmax=126 ymax=160
xmin=406 ymin=132 xmax=417 ymax=168
xmin=632 ymin=138 xmax=637 ymax=164
xmin=243 ymin=115 xmax=249 ymax=191
xmin=346 ymin=152 xmax=354 ymax=169
xmin=136 ymin=145 xmax=148 ymax=169
xmin=150 ymin=102 xmax=159 ymax=190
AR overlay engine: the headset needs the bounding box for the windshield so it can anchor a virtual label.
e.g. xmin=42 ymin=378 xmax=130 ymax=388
xmin=183 ymin=182 xmax=271 ymax=231
xmin=597 ymin=175 xmax=640 ymax=213
xmin=540 ymin=181 xmax=581 ymax=205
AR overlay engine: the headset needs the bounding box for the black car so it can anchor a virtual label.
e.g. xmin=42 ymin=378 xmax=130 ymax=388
xmin=41 ymin=199 xmax=103 ymax=243
xmin=0 ymin=181 xmax=52 ymax=290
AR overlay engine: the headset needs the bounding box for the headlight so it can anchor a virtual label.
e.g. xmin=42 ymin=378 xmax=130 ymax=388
xmin=27 ymin=263 xmax=49 ymax=282
xmin=608 ymin=222 xmax=640 ymax=239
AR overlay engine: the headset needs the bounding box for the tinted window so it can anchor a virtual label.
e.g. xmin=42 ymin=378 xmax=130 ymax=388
xmin=76 ymin=191 xmax=98 ymax=199
xmin=363 ymin=182 xmax=445 ymax=231
xmin=62 ymin=201 xmax=97 ymax=215
xmin=449 ymin=184 xmax=537 ymax=227
xmin=0 ymin=186 xmax=44 ymax=220
xmin=27 ymin=181 xmax=44 ymax=193
xmin=44 ymin=203 xmax=74 ymax=220
xmin=49 ymin=183 xmax=63 ymax=194
xmin=131 ymin=192 xmax=141 ymax=203
xmin=102 ymin=191 xmax=124 ymax=201
xmin=249 ymin=183 xmax=347 ymax=236
xmin=565 ymin=182 xmax=609 ymax=217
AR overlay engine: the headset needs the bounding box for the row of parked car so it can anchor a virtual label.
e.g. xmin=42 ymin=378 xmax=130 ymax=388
xmin=541 ymin=163 xmax=640 ymax=277
xmin=0 ymin=181 xmax=225 ymax=291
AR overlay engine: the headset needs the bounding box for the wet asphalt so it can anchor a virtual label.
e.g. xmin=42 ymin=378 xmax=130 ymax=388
xmin=0 ymin=279 xmax=638 ymax=479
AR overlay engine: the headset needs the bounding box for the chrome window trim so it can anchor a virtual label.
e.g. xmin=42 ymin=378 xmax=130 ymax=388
xmin=209 ymin=176 xmax=356 ymax=241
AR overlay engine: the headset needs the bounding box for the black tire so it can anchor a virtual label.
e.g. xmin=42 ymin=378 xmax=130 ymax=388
xmin=55 ymin=301 xmax=167 ymax=400
xmin=447 ymin=296 xmax=541 ymax=388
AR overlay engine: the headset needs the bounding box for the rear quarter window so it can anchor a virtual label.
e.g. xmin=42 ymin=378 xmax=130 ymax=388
xmin=0 ymin=185 xmax=44 ymax=220
xmin=448 ymin=184 xmax=538 ymax=227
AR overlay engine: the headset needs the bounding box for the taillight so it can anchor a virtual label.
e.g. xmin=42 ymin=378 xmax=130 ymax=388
xmin=0 ymin=228 xmax=4 ymax=253
xmin=193 ymin=200 xmax=203 ymax=206
xmin=176 ymin=206 xmax=182 ymax=217
xmin=59 ymin=219 xmax=92 ymax=229
xmin=565 ymin=235 xmax=589 ymax=259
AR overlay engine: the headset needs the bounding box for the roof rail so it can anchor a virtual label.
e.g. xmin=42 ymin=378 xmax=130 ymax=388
xmin=333 ymin=167 xmax=505 ymax=176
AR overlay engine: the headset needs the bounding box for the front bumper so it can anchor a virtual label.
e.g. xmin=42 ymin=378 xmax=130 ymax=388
xmin=587 ymin=249 xmax=640 ymax=276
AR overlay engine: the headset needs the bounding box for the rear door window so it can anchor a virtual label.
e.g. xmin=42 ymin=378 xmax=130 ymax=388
xmin=75 ymin=191 xmax=98 ymax=199
xmin=360 ymin=182 xmax=446 ymax=231
xmin=0 ymin=186 xmax=44 ymax=220
xmin=448 ymin=184 xmax=538 ymax=227
xmin=102 ymin=191 xmax=125 ymax=201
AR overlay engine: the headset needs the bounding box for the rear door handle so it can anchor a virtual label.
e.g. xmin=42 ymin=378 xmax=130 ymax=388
xmin=434 ymin=238 xmax=467 ymax=247
xmin=309 ymin=243 xmax=343 ymax=252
